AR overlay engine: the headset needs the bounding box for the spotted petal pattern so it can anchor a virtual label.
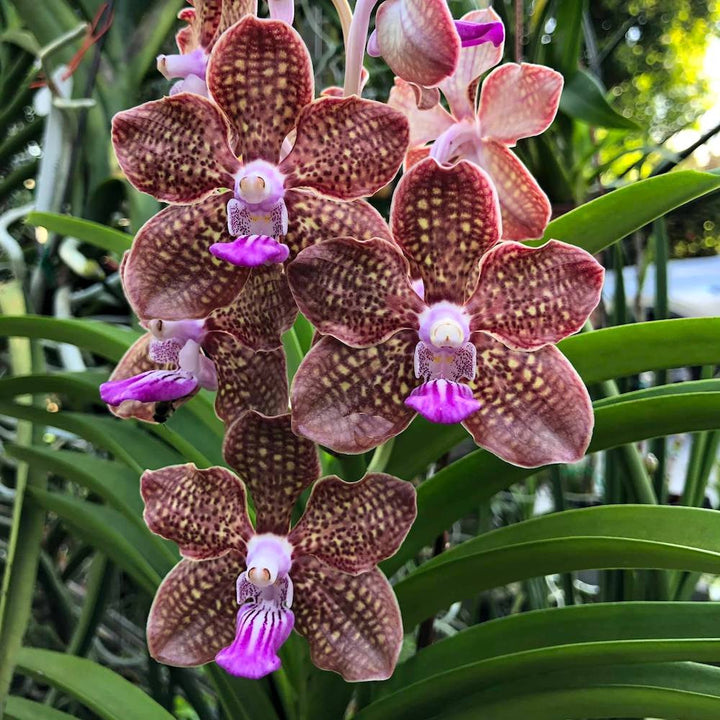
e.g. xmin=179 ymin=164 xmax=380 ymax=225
xmin=292 ymin=555 xmax=403 ymax=681
xmin=284 ymin=190 xmax=392 ymax=258
xmin=112 ymin=94 xmax=238 ymax=203
xmin=207 ymin=17 xmax=313 ymax=162
xmin=206 ymin=264 xmax=296 ymax=351
xmin=147 ymin=553 xmax=243 ymax=666
xmin=123 ymin=195 xmax=248 ymax=321
xmin=141 ymin=464 xmax=253 ymax=559
xmin=391 ymin=158 xmax=501 ymax=304
xmin=464 ymin=335 xmax=593 ymax=467
xmin=223 ymin=412 xmax=320 ymax=535
xmin=387 ymin=78 xmax=454 ymax=148
xmin=281 ymin=96 xmax=409 ymax=199
xmin=288 ymin=237 xmax=424 ymax=347
xmin=474 ymin=139 xmax=551 ymax=241
xmin=468 ymin=240 xmax=605 ymax=350
xmin=291 ymin=333 xmax=417 ymax=454
xmin=202 ymin=332 xmax=288 ymax=425
xmin=479 ymin=63 xmax=564 ymax=146
xmin=289 ymin=474 xmax=417 ymax=574
xmin=375 ymin=0 xmax=460 ymax=87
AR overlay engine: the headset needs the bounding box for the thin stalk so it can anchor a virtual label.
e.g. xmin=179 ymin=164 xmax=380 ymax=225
xmin=549 ymin=468 xmax=574 ymax=605
xmin=366 ymin=438 xmax=395 ymax=474
xmin=343 ymin=0 xmax=379 ymax=96
xmin=514 ymin=0 xmax=524 ymax=62
xmin=330 ymin=0 xmax=353 ymax=48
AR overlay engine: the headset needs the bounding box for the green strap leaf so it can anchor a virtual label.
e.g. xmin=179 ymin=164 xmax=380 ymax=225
xmin=532 ymin=172 xmax=720 ymax=254
xmin=5 ymin=697 xmax=77 ymax=720
xmin=395 ymin=505 xmax=720 ymax=629
xmin=26 ymin=211 xmax=132 ymax=255
xmin=14 ymin=648 xmax=176 ymax=720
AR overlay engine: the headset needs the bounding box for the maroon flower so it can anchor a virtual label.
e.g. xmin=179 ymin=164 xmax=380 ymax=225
xmin=287 ymin=158 xmax=604 ymax=468
xmin=142 ymin=412 xmax=416 ymax=680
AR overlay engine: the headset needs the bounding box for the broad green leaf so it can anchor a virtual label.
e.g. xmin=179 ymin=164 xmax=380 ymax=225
xmin=533 ymin=172 xmax=720 ymax=254
xmin=384 ymin=602 xmax=720 ymax=698
xmin=559 ymin=69 xmax=639 ymax=130
xmin=14 ymin=648 xmax=175 ymax=720
xmin=26 ymin=211 xmax=132 ymax=255
xmin=360 ymin=661 xmax=720 ymax=720
xmin=205 ymin=665 xmax=281 ymax=720
xmin=5 ymin=697 xmax=76 ymax=720
xmin=594 ymin=379 xmax=720 ymax=408
xmin=0 ymin=401 xmax=183 ymax=472
xmin=5 ymin=443 xmax=143 ymax=519
xmin=395 ymin=505 xmax=720 ymax=628
xmin=385 ymin=390 xmax=720 ymax=574
xmin=388 ymin=318 xmax=720 ymax=479
xmin=551 ymin=0 xmax=586 ymax=77
xmin=26 ymin=486 xmax=169 ymax=594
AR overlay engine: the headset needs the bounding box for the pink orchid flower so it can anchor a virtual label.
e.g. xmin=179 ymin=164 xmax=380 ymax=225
xmin=100 ymin=258 xmax=288 ymax=424
xmin=388 ymin=8 xmax=563 ymax=240
xmin=287 ymin=158 xmax=604 ymax=468
xmin=142 ymin=411 xmax=416 ymax=681
xmin=157 ymin=0 xmax=256 ymax=96
xmin=114 ymin=16 xmax=408 ymax=279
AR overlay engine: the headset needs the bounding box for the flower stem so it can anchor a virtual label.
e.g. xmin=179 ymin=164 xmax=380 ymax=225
xmin=329 ymin=0 xmax=353 ymax=48
xmin=343 ymin=0 xmax=379 ymax=96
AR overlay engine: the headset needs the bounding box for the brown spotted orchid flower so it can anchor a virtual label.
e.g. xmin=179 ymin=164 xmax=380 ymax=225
xmin=114 ymin=16 xmax=408 ymax=286
xmin=388 ymin=9 xmax=563 ymax=240
xmin=287 ymin=158 xmax=604 ymax=468
xmin=142 ymin=411 xmax=416 ymax=681
xmin=100 ymin=260 xmax=288 ymax=424
xmin=157 ymin=0 xmax=256 ymax=96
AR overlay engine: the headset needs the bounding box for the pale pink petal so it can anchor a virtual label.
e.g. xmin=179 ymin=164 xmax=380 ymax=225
xmin=439 ymin=8 xmax=504 ymax=120
xmin=479 ymin=62 xmax=564 ymax=146
xmin=387 ymin=77 xmax=454 ymax=147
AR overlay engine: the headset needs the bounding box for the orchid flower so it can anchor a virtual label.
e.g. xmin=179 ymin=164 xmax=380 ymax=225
xmin=157 ymin=0 xmax=256 ymax=96
xmin=287 ymin=158 xmax=604 ymax=468
xmin=388 ymin=8 xmax=564 ymax=240
xmin=100 ymin=260 xmax=288 ymax=424
xmin=114 ymin=16 xmax=408 ymax=282
xmin=142 ymin=411 xmax=416 ymax=680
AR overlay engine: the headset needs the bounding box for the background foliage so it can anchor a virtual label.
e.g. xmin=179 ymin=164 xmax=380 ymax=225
xmin=1 ymin=0 xmax=720 ymax=718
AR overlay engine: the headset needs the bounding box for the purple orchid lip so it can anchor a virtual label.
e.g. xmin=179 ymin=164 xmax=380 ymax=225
xmin=210 ymin=235 xmax=290 ymax=267
xmin=454 ymin=19 xmax=505 ymax=48
xmin=405 ymin=379 xmax=481 ymax=424
xmin=100 ymin=369 xmax=198 ymax=405
xmin=157 ymin=48 xmax=208 ymax=81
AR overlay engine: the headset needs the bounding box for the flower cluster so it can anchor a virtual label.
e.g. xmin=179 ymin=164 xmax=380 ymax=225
xmin=106 ymin=0 xmax=604 ymax=682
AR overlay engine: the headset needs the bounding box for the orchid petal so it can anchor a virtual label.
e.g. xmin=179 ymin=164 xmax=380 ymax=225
xmin=288 ymin=237 xmax=424 ymax=347
xmin=474 ymin=139 xmax=551 ymax=240
xmin=289 ymin=474 xmax=417 ymax=574
xmin=210 ymin=235 xmax=290 ymax=267
xmin=439 ymin=8 xmax=504 ymax=120
xmin=281 ymin=96 xmax=409 ymax=199
xmin=112 ymin=94 xmax=239 ymax=203
xmin=463 ymin=336 xmax=593 ymax=467
xmin=147 ymin=553 xmax=243 ymax=666
xmin=479 ymin=62 xmax=564 ymax=146
xmin=391 ymin=158 xmax=501 ymax=304
xmin=104 ymin=334 xmax=195 ymax=423
xmin=215 ymin=599 xmax=294 ymax=679
xmin=206 ymin=264 xmax=296 ymax=351
xmin=223 ymin=412 xmax=320 ymax=535
xmin=404 ymin=145 xmax=431 ymax=170
xmin=202 ymin=332 xmax=288 ymax=425
xmin=387 ymin=78 xmax=454 ymax=147
xmin=284 ymin=189 xmax=391 ymax=258
xmin=218 ymin=0 xmax=258 ymax=40
xmin=375 ymin=0 xmax=460 ymax=87
xmin=405 ymin=379 xmax=480 ymax=424
xmin=293 ymin=556 xmax=403 ymax=681
xmin=123 ymin=195 xmax=248 ymax=321
xmin=141 ymin=464 xmax=253 ymax=559
xmin=468 ymin=240 xmax=604 ymax=350
xmin=207 ymin=17 xmax=313 ymax=162
xmin=291 ymin=333 xmax=417 ymax=454
xmin=267 ymin=0 xmax=294 ymax=25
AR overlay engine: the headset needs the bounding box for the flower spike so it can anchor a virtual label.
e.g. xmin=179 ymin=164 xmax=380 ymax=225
xmin=143 ymin=412 xmax=416 ymax=680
